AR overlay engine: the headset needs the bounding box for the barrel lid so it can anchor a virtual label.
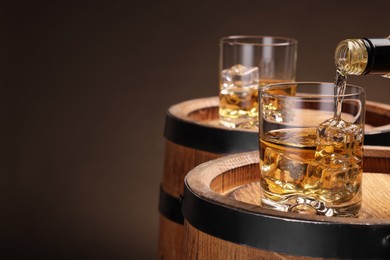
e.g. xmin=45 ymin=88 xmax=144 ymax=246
xmin=164 ymin=97 xmax=258 ymax=154
xmin=164 ymin=97 xmax=390 ymax=153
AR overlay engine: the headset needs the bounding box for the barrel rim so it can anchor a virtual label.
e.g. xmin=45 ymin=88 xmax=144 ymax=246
xmin=184 ymin=149 xmax=390 ymax=224
xmin=166 ymin=96 xmax=255 ymax=132
xmin=163 ymin=97 xmax=259 ymax=154
xmin=164 ymin=97 xmax=390 ymax=150
xmin=182 ymin=149 xmax=390 ymax=259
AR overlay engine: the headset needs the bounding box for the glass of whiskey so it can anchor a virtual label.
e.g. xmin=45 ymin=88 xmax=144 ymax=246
xmin=219 ymin=36 xmax=297 ymax=129
xmin=259 ymin=82 xmax=366 ymax=217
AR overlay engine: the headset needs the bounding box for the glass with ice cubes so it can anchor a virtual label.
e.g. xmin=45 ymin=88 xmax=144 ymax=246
xmin=219 ymin=36 xmax=297 ymax=129
xmin=259 ymin=82 xmax=366 ymax=217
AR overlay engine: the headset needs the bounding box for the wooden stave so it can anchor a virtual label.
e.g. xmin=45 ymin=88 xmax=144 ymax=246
xmin=159 ymin=141 xmax=221 ymax=260
xmin=182 ymin=149 xmax=390 ymax=259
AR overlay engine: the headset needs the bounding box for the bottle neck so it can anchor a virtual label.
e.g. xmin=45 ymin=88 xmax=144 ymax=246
xmin=335 ymin=39 xmax=368 ymax=75
xmin=335 ymin=37 xmax=390 ymax=76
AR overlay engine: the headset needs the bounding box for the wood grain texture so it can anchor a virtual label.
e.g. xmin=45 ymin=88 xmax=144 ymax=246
xmin=162 ymin=140 xmax=221 ymax=197
xmin=158 ymin=215 xmax=185 ymax=260
xmin=363 ymin=146 xmax=390 ymax=173
xmin=160 ymin=141 xmax=220 ymax=260
xmin=184 ymin=221 xmax=334 ymax=260
xmin=365 ymin=100 xmax=390 ymax=127
xmin=229 ymin=173 xmax=390 ymax=219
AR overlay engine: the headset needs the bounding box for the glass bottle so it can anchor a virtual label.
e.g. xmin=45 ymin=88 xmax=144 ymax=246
xmin=335 ymin=37 xmax=390 ymax=78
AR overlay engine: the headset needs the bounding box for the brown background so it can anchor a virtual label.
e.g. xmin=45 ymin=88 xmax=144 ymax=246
xmin=4 ymin=1 xmax=390 ymax=259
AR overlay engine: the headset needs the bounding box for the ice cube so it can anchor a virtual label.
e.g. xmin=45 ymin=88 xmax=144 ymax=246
xmin=317 ymin=162 xmax=361 ymax=204
xmin=301 ymin=163 xmax=321 ymax=189
xmin=261 ymin=96 xmax=284 ymax=123
xmin=261 ymin=147 xmax=307 ymax=184
xmin=316 ymin=118 xmax=363 ymax=162
xmin=221 ymin=64 xmax=259 ymax=89
xmin=277 ymin=153 xmax=307 ymax=183
xmin=261 ymin=147 xmax=278 ymax=177
xmin=260 ymin=86 xmax=297 ymax=124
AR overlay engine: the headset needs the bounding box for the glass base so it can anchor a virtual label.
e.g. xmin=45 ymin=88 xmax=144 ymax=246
xmin=261 ymin=195 xmax=361 ymax=218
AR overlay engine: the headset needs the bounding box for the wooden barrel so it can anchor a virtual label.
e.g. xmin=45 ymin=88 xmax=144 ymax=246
xmin=158 ymin=97 xmax=258 ymax=259
xmin=158 ymin=96 xmax=390 ymax=259
xmin=182 ymin=147 xmax=390 ymax=260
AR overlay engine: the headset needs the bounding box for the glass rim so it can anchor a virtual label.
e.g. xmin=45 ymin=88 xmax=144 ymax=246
xmin=220 ymin=35 xmax=298 ymax=47
xmin=260 ymin=81 xmax=365 ymax=99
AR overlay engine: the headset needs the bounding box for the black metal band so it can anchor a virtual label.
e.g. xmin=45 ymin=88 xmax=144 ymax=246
xmin=158 ymin=185 xmax=184 ymax=224
xmin=365 ymin=131 xmax=390 ymax=146
xmin=182 ymin=183 xmax=390 ymax=259
xmin=163 ymin=111 xmax=258 ymax=154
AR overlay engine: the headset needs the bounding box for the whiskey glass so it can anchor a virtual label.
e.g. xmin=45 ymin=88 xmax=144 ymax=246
xmin=219 ymin=36 xmax=297 ymax=129
xmin=259 ymin=82 xmax=365 ymax=217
